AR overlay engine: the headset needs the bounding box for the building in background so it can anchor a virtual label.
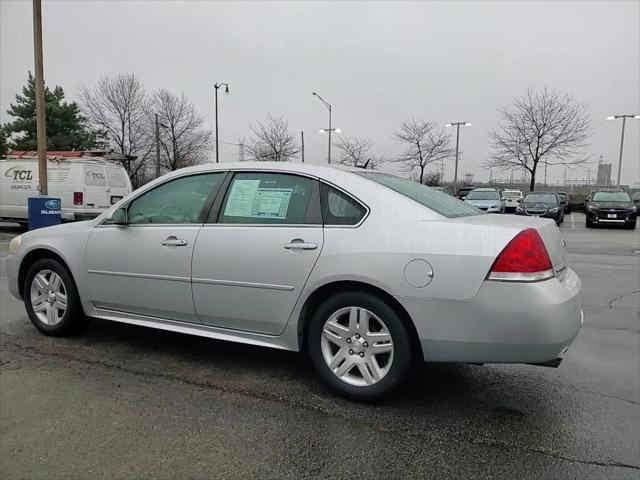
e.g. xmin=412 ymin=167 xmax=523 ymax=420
xmin=596 ymin=157 xmax=612 ymax=186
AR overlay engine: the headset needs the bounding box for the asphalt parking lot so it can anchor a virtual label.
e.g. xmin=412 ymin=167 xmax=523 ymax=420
xmin=1 ymin=213 xmax=638 ymax=479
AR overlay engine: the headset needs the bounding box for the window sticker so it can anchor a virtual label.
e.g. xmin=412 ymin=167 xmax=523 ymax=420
xmin=253 ymin=188 xmax=292 ymax=219
xmin=224 ymin=179 xmax=293 ymax=219
xmin=224 ymin=179 xmax=261 ymax=217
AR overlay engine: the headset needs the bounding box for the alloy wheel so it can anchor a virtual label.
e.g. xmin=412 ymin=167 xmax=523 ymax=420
xmin=30 ymin=269 xmax=67 ymax=326
xmin=320 ymin=306 xmax=394 ymax=387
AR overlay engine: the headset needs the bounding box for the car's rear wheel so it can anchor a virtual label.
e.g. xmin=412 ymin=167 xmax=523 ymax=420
xmin=586 ymin=218 xmax=593 ymax=228
xmin=307 ymin=291 xmax=413 ymax=401
xmin=24 ymin=258 xmax=85 ymax=336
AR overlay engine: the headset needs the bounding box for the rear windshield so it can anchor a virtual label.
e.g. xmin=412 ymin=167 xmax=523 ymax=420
xmin=466 ymin=190 xmax=500 ymax=200
xmin=503 ymin=191 xmax=521 ymax=198
xmin=524 ymin=193 xmax=557 ymax=203
xmin=106 ymin=167 xmax=129 ymax=188
xmin=592 ymin=191 xmax=631 ymax=202
xmin=357 ymin=172 xmax=480 ymax=218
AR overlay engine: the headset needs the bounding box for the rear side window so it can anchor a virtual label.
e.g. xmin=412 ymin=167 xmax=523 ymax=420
xmin=220 ymin=172 xmax=319 ymax=224
xmin=321 ymin=184 xmax=366 ymax=225
xmin=84 ymin=165 xmax=106 ymax=187
xmin=105 ymin=167 xmax=128 ymax=188
xmin=358 ymin=172 xmax=480 ymax=218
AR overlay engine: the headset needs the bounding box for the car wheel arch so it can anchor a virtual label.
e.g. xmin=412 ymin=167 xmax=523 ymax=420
xmin=297 ymin=280 xmax=422 ymax=358
xmin=18 ymin=248 xmax=75 ymax=299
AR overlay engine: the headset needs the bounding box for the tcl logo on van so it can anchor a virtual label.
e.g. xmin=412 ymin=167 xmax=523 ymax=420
xmin=4 ymin=166 xmax=34 ymax=181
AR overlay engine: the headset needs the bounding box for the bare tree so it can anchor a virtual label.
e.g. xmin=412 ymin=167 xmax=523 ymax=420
xmin=151 ymin=89 xmax=212 ymax=171
xmin=246 ymin=115 xmax=298 ymax=161
xmin=393 ymin=120 xmax=455 ymax=183
xmin=486 ymin=87 xmax=591 ymax=191
xmin=80 ymin=73 xmax=152 ymax=187
xmin=333 ymin=136 xmax=382 ymax=169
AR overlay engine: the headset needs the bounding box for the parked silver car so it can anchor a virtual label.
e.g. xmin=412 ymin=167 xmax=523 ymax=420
xmin=7 ymin=162 xmax=583 ymax=400
xmin=464 ymin=188 xmax=506 ymax=213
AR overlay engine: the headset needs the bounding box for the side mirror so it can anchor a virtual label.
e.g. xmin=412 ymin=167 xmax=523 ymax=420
xmin=108 ymin=207 xmax=128 ymax=225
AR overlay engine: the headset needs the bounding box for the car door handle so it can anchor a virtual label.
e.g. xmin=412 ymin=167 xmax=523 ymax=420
xmin=161 ymin=237 xmax=189 ymax=247
xmin=284 ymin=239 xmax=318 ymax=250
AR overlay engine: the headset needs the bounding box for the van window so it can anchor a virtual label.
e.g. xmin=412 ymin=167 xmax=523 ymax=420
xmin=106 ymin=167 xmax=128 ymax=188
xmin=84 ymin=165 xmax=107 ymax=187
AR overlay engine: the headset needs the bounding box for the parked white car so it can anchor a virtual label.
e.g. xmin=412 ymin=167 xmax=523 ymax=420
xmin=6 ymin=162 xmax=583 ymax=401
xmin=503 ymin=189 xmax=524 ymax=212
xmin=0 ymin=151 xmax=132 ymax=225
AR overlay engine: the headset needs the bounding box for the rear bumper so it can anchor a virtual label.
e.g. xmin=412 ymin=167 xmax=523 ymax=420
xmin=398 ymin=268 xmax=583 ymax=364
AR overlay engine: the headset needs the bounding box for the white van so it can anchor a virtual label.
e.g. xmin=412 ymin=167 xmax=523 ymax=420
xmin=0 ymin=152 xmax=133 ymax=224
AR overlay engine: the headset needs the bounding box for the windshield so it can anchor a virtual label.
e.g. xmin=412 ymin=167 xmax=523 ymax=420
xmin=592 ymin=191 xmax=631 ymax=202
xmin=524 ymin=193 xmax=557 ymax=203
xmin=357 ymin=172 xmax=480 ymax=218
xmin=466 ymin=190 xmax=500 ymax=200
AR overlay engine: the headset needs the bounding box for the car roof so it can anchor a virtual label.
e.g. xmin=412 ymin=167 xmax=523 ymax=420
xmin=524 ymin=191 xmax=557 ymax=195
xmin=471 ymin=187 xmax=499 ymax=191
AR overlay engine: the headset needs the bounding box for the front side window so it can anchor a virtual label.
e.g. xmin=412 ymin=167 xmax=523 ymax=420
xmin=220 ymin=172 xmax=318 ymax=224
xmin=358 ymin=172 xmax=479 ymax=218
xmin=127 ymin=173 xmax=224 ymax=224
xmin=321 ymin=184 xmax=366 ymax=225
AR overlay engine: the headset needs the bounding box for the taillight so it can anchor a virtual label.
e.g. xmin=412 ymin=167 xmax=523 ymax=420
xmin=487 ymin=228 xmax=553 ymax=282
xmin=73 ymin=192 xmax=83 ymax=206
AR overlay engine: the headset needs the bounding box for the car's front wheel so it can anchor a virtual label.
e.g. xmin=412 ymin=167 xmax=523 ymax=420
xmin=307 ymin=291 xmax=414 ymax=401
xmin=24 ymin=258 xmax=85 ymax=336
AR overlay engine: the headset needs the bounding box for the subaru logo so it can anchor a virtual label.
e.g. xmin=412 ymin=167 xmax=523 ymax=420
xmin=44 ymin=199 xmax=61 ymax=210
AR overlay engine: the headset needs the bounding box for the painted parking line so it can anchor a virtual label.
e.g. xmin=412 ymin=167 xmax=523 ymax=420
xmin=570 ymin=213 xmax=575 ymax=229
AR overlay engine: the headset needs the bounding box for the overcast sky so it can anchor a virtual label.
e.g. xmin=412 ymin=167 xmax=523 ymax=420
xmin=1 ymin=0 xmax=639 ymax=186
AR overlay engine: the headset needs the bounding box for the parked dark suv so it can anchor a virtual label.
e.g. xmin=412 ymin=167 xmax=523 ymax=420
xmin=516 ymin=191 xmax=564 ymax=225
xmin=586 ymin=190 xmax=637 ymax=229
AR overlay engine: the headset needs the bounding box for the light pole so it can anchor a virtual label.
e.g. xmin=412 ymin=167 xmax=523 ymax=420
xmin=607 ymin=114 xmax=640 ymax=186
xmin=214 ymin=82 xmax=229 ymax=163
xmin=312 ymin=92 xmax=340 ymax=164
xmin=445 ymin=121 xmax=471 ymax=192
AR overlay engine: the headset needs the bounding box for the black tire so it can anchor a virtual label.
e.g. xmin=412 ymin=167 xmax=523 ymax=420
xmin=307 ymin=291 xmax=414 ymax=401
xmin=23 ymin=258 xmax=85 ymax=336
xmin=625 ymin=220 xmax=637 ymax=230
xmin=586 ymin=219 xmax=593 ymax=228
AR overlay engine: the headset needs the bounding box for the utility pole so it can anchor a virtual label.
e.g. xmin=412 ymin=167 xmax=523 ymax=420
xmin=155 ymin=114 xmax=161 ymax=178
xmin=32 ymin=0 xmax=47 ymax=195
xmin=301 ymin=131 xmax=305 ymax=163
xmin=446 ymin=121 xmax=471 ymax=193
xmin=544 ymin=161 xmax=548 ymax=185
xmin=607 ymin=114 xmax=640 ymax=186
xmin=214 ymin=82 xmax=229 ymax=163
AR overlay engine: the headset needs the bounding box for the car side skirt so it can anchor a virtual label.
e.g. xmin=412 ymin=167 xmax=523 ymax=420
xmin=93 ymin=307 xmax=298 ymax=352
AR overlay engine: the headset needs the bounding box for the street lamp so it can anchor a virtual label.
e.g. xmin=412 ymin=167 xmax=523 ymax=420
xmin=608 ymin=114 xmax=640 ymax=186
xmin=214 ymin=82 xmax=229 ymax=163
xmin=312 ymin=92 xmax=340 ymax=164
xmin=445 ymin=121 xmax=472 ymax=192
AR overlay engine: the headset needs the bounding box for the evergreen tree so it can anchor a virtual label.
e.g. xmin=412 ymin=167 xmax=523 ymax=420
xmin=4 ymin=72 xmax=102 ymax=151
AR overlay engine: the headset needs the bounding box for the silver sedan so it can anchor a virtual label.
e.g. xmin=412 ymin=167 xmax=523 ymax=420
xmin=7 ymin=162 xmax=583 ymax=401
